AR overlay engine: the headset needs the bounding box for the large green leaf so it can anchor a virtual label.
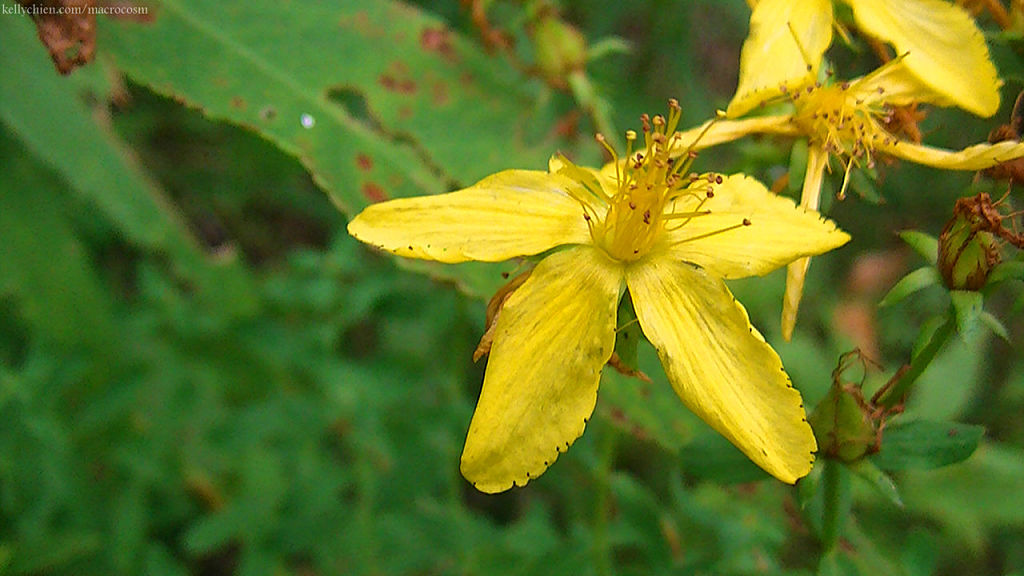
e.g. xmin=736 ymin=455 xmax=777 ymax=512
xmin=0 ymin=14 xmax=257 ymax=318
xmin=100 ymin=0 xmax=576 ymax=298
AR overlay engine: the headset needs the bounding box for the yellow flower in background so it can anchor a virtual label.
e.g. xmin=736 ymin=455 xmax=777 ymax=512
xmin=348 ymin=102 xmax=850 ymax=493
xmin=677 ymin=0 xmax=1024 ymax=341
xmin=735 ymin=0 xmax=1000 ymax=118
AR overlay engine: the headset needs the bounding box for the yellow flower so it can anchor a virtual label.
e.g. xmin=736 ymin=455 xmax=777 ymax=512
xmin=734 ymin=0 xmax=1001 ymax=118
xmin=348 ymin=103 xmax=850 ymax=493
xmin=677 ymin=0 xmax=1024 ymax=341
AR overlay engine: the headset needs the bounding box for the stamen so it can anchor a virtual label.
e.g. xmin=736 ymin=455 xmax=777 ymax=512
xmin=672 ymin=218 xmax=752 ymax=246
xmin=596 ymin=133 xmax=620 ymax=185
xmin=663 ymin=210 xmax=713 ymax=220
xmin=837 ymin=156 xmax=856 ymax=201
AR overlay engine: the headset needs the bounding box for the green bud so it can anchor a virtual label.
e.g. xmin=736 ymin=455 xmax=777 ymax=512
xmin=531 ymin=14 xmax=587 ymax=88
xmin=809 ymin=383 xmax=877 ymax=462
xmin=938 ymin=194 xmax=1002 ymax=291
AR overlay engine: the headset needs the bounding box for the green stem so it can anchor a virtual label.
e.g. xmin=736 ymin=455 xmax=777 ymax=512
xmin=819 ymin=457 xmax=851 ymax=561
xmin=876 ymin=311 xmax=956 ymax=410
xmin=819 ymin=457 xmax=843 ymax=553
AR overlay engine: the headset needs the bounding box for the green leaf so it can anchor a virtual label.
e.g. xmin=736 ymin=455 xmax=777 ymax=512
xmin=0 ymin=16 xmax=168 ymax=249
xmin=900 ymin=443 xmax=1024 ymax=549
xmin=979 ymin=310 xmax=1010 ymax=342
xmin=950 ymin=290 xmax=984 ymax=342
xmin=99 ymin=0 xmax=574 ymax=298
xmin=0 ymin=133 xmax=118 ymax=353
xmin=0 ymin=14 xmax=258 ymax=318
xmin=100 ymin=1 xmax=447 ymax=204
xmin=987 ymin=259 xmax=1024 ymax=285
xmin=871 ymin=420 xmax=985 ymax=471
xmin=845 ymin=459 xmax=902 ymax=507
xmin=878 ymin=266 xmax=940 ymax=307
xmin=911 ymin=316 xmax=985 ymax=421
xmin=899 ymin=230 xmax=939 ymax=266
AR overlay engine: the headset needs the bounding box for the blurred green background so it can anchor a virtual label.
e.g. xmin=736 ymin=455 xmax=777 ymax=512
xmin=2 ymin=0 xmax=1024 ymax=574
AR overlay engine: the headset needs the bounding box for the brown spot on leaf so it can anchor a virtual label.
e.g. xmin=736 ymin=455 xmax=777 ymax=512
xmin=361 ymin=182 xmax=388 ymax=203
xmin=430 ymin=82 xmax=449 ymax=106
xmin=356 ymin=154 xmax=373 ymax=172
xmin=230 ymin=96 xmax=246 ymax=110
xmin=339 ymin=11 xmax=383 ymax=38
xmin=420 ymin=27 xmax=455 ymax=59
xmin=19 ymin=0 xmax=96 ymax=74
xmin=608 ymin=407 xmax=628 ymax=426
xmin=378 ymin=61 xmax=417 ymax=95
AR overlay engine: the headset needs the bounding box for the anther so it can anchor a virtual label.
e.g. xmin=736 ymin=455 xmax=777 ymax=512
xmin=643 ymin=210 xmax=651 ymax=224
xmin=742 ymin=218 xmax=751 ymax=226
xmin=715 ymin=175 xmax=723 ymax=184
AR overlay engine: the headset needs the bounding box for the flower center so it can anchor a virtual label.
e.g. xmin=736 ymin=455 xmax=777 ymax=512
xmin=557 ymin=101 xmax=750 ymax=263
xmin=588 ymin=102 xmax=716 ymax=262
xmin=791 ymin=82 xmax=889 ymax=162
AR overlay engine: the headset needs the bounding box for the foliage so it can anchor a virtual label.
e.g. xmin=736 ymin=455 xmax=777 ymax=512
xmin=2 ymin=0 xmax=1024 ymax=575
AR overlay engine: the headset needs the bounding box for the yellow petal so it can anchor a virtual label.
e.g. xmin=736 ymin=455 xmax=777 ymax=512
xmin=781 ymin=146 xmax=830 ymax=341
xmin=347 ymin=170 xmax=590 ymax=263
xmin=781 ymin=257 xmax=810 ymax=342
xmin=461 ymin=245 xmax=622 ymax=493
xmin=845 ymin=0 xmax=1000 ymax=117
xmin=879 ymin=140 xmax=1024 ymax=170
xmin=626 ymin=258 xmax=817 ymax=483
xmin=673 ymin=116 xmax=800 ymax=152
xmin=728 ymin=0 xmax=833 ymax=117
xmin=664 ymin=172 xmax=849 ymax=279
xmin=851 ymin=60 xmax=954 ymax=108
